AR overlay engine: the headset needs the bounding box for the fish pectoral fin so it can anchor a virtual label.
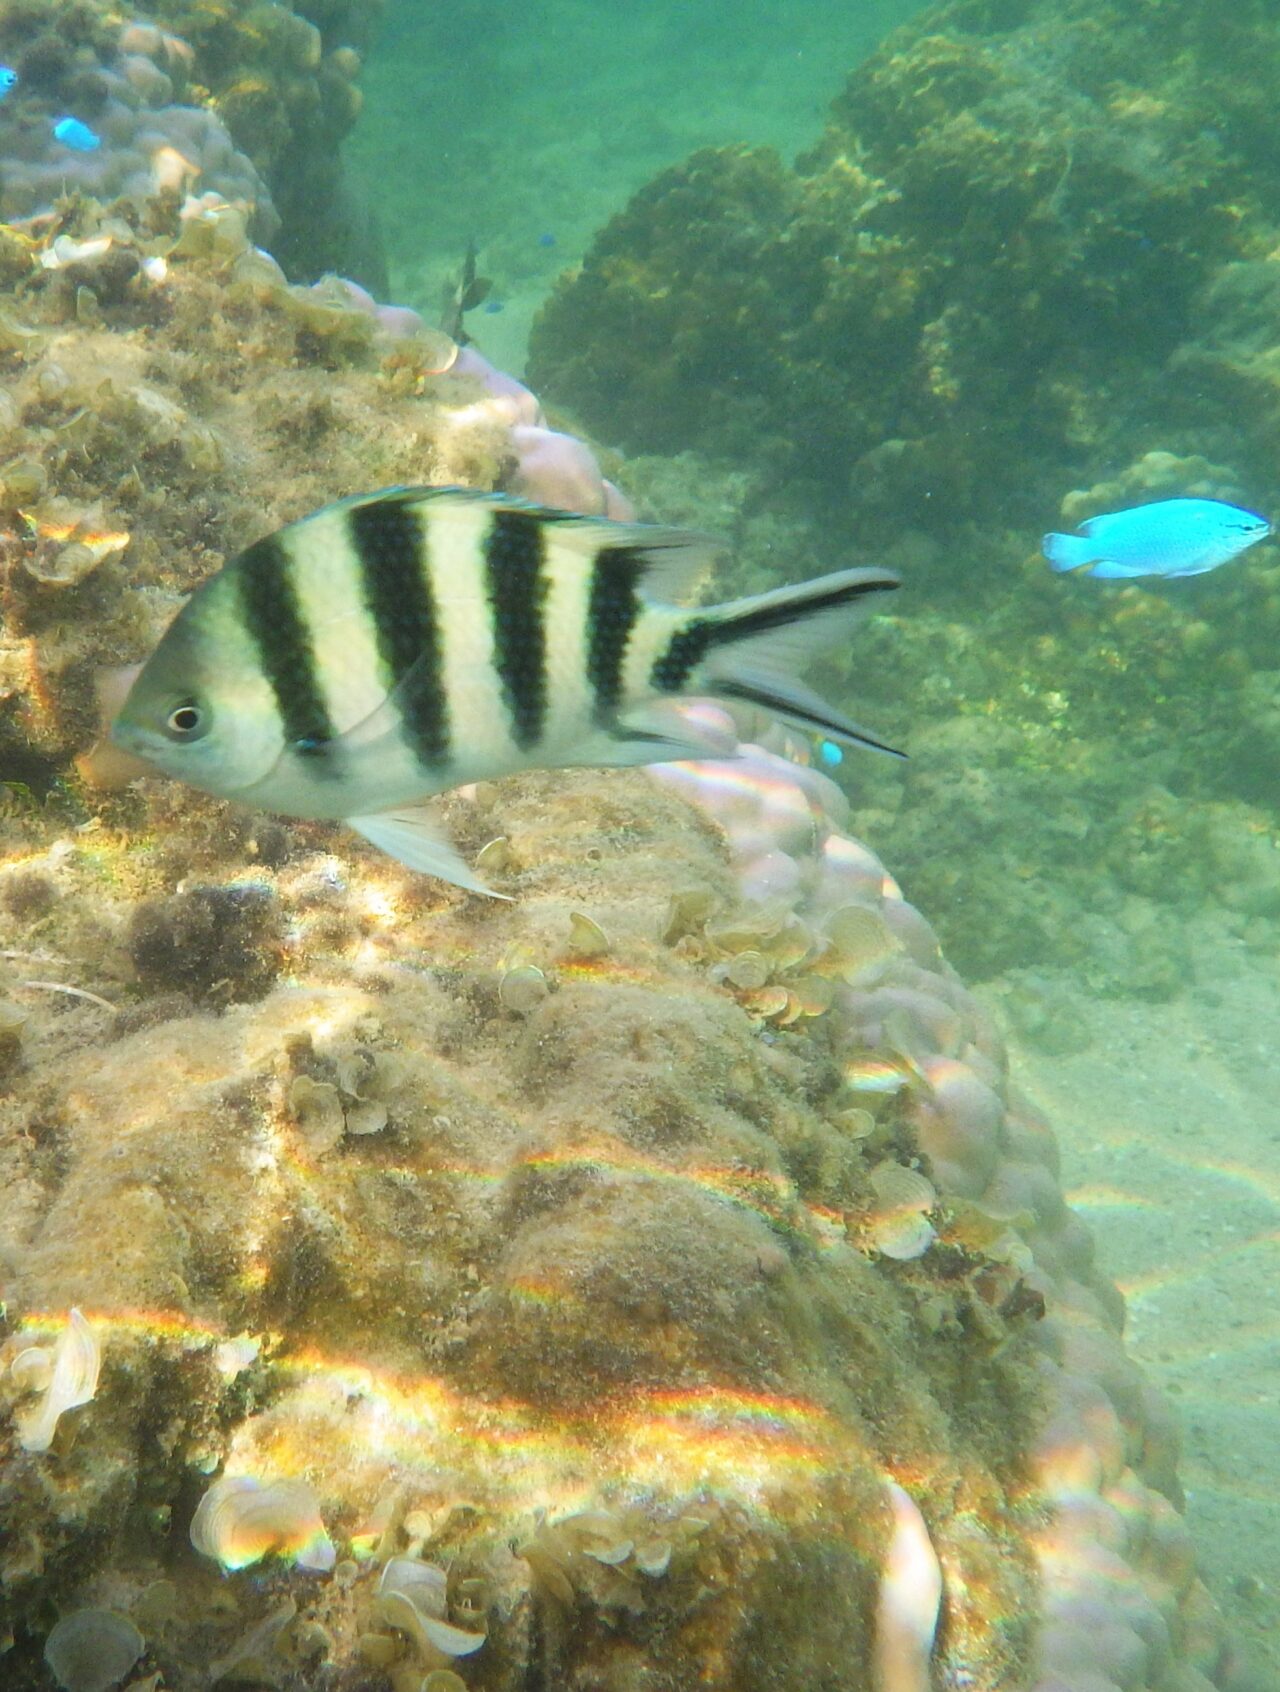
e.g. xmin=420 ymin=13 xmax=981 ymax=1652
xmin=317 ymin=650 xmax=448 ymax=767
xmin=347 ymin=809 xmax=509 ymax=898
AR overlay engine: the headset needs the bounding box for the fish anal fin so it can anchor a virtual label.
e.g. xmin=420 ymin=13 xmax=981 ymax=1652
xmin=348 ymin=808 xmax=509 ymax=898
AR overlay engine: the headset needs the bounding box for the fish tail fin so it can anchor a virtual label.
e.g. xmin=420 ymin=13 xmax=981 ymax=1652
xmin=1042 ymin=531 xmax=1095 ymax=572
xmin=693 ymin=568 xmax=904 ymax=756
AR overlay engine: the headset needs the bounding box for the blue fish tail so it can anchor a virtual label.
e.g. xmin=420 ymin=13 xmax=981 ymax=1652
xmin=1042 ymin=531 xmax=1094 ymax=572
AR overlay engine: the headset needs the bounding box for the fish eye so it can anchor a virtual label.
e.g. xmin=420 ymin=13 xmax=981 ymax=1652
xmin=163 ymin=698 xmax=208 ymax=740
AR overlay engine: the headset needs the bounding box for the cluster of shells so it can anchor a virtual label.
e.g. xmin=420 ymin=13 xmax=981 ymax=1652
xmin=519 ymin=1505 xmax=711 ymax=1610
xmin=284 ymin=1026 xmax=400 ymax=1151
xmin=664 ymin=888 xmax=899 ymax=1028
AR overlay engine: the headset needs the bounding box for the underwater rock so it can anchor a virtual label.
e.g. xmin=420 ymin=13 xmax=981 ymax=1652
xmin=529 ymin=0 xmax=1280 ymax=544
xmin=127 ymin=882 xmax=284 ymax=1005
xmin=0 ymin=732 xmax=1234 ymax=1689
xmin=122 ymin=0 xmax=386 ymax=287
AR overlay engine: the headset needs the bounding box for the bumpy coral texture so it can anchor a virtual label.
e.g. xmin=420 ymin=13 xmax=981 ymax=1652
xmin=139 ymin=0 xmax=386 ymax=287
xmin=0 ymin=1 xmax=274 ymax=231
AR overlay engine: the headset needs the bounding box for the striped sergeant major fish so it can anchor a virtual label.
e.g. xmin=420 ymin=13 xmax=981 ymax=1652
xmin=110 ymin=487 xmax=902 ymax=893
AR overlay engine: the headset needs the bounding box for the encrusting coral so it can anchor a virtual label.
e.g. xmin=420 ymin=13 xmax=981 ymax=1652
xmin=0 ymin=0 xmax=385 ymax=288
xmin=138 ymin=0 xmax=387 ymax=287
xmin=0 ymin=0 xmax=274 ymax=234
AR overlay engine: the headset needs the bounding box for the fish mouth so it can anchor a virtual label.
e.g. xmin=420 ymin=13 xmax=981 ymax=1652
xmin=107 ymin=718 xmax=161 ymax=758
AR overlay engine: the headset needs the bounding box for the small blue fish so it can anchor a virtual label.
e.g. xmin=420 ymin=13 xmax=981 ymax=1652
xmin=53 ymin=116 xmax=101 ymax=152
xmin=538 ymin=232 xmax=557 ymax=248
xmin=1043 ymin=497 xmax=1271 ymax=580
xmin=818 ymin=739 xmax=844 ymax=767
xmin=0 ymin=66 xmax=17 ymax=99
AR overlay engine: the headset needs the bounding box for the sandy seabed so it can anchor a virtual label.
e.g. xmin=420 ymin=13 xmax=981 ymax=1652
xmin=985 ymin=928 xmax=1280 ymax=1684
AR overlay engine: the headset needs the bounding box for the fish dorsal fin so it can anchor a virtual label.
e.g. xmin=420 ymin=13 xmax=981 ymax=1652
xmin=538 ymin=513 xmax=725 ymax=606
xmin=343 ymin=485 xmax=724 ymax=607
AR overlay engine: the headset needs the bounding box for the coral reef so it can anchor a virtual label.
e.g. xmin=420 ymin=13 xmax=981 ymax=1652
xmin=0 ymin=189 xmax=1243 ymax=1692
xmin=0 ymin=0 xmax=273 ymax=233
xmin=525 ymin=0 xmax=1280 ymax=986
xmin=138 ymin=0 xmax=386 ymax=287
xmin=0 ymin=0 xmax=385 ymax=289
xmin=528 ymin=0 xmax=1280 ymax=547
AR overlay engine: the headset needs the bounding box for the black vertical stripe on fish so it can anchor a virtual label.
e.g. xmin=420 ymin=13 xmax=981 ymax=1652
xmin=236 ymin=533 xmax=337 ymax=766
xmin=650 ymin=618 xmax=713 ymax=694
xmin=484 ymin=509 xmax=549 ymax=749
xmin=586 ymin=547 xmax=646 ymax=723
xmin=349 ymin=498 xmax=449 ymax=768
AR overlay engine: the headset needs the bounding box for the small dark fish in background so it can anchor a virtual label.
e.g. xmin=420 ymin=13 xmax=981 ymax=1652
xmin=110 ymin=486 xmax=901 ymax=893
xmin=1043 ymin=497 xmax=1271 ymax=580
xmin=439 ymin=238 xmax=493 ymax=346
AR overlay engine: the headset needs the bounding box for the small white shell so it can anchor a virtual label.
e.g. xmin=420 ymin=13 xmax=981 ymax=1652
xmin=870 ymin=1212 xmax=937 ymax=1261
xmin=345 ymin=1099 xmax=388 ymax=1136
xmin=17 ymin=1309 xmax=100 ymax=1453
xmin=288 ymin=1074 xmax=345 ymax=1153
xmin=868 ymin=1164 xmax=936 ymax=1213
xmin=825 ymin=903 xmax=900 ymax=983
xmin=722 ymin=950 xmax=770 ymax=990
xmin=867 ymin=1164 xmax=937 ymax=1261
xmin=499 ymin=964 xmax=548 ymax=1014
xmin=44 ymin=1609 xmax=144 ymax=1692
xmin=376 ymin=1557 xmax=486 ymax=1657
xmin=212 ymin=1335 xmax=260 ymax=1379
xmin=634 ymin=1539 xmax=673 ymax=1577
xmin=566 ymin=911 xmax=609 ymax=958
xmin=190 ymin=1474 xmax=336 ymax=1573
xmin=10 ymin=1345 xmax=53 ymax=1394
xmin=379 ymin=1556 xmax=447 ymax=1617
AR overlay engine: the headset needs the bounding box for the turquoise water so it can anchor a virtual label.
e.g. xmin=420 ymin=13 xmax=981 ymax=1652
xmin=350 ymin=0 xmax=912 ymax=374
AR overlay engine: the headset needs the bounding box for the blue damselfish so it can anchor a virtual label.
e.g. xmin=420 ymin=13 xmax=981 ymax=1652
xmin=53 ymin=116 xmax=102 ymax=151
xmin=1043 ymin=497 xmax=1270 ymax=581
